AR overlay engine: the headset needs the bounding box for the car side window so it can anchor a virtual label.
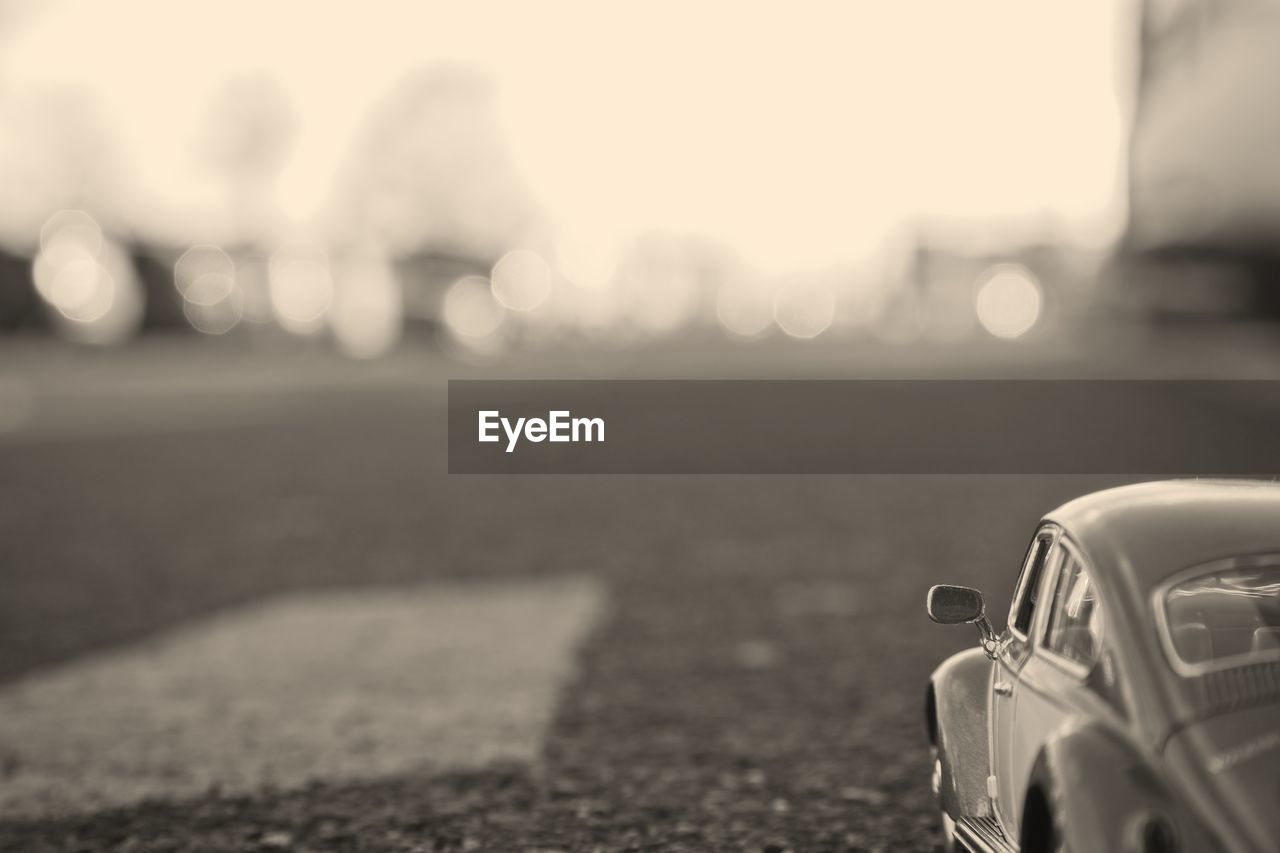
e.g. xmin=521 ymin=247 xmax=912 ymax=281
xmin=1044 ymin=551 xmax=1104 ymax=669
xmin=1008 ymin=530 xmax=1054 ymax=638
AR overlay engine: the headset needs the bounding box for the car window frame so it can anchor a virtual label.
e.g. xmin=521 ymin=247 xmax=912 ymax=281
xmin=1153 ymin=553 xmax=1280 ymax=678
xmin=1037 ymin=537 xmax=1105 ymax=680
xmin=1007 ymin=524 xmax=1059 ymax=644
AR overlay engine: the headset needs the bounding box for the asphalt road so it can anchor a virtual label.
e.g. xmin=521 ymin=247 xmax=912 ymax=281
xmin=0 ymin=335 xmax=1272 ymax=851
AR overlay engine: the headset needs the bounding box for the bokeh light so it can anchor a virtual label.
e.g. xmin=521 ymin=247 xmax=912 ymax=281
xmin=33 ymin=214 xmax=100 ymax=304
xmin=183 ymin=285 xmax=244 ymax=335
xmin=974 ymin=264 xmax=1042 ymax=339
xmin=715 ymin=279 xmax=773 ymax=339
xmin=32 ymin=210 xmax=142 ymax=344
xmin=48 ymin=256 xmax=114 ymax=323
xmin=443 ymin=275 xmax=505 ymax=340
xmin=39 ymin=209 xmax=103 ymax=256
xmin=174 ymin=246 xmax=235 ymax=304
xmin=773 ymin=284 xmax=836 ymax=339
xmin=175 ymin=246 xmax=243 ymax=335
xmin=269 ymin=244 xmax=335 ymax=335
xmin=490 ymin=249 xmax=552 ymax=312
xmin=329 ymin=255 xmax=403 ymax=359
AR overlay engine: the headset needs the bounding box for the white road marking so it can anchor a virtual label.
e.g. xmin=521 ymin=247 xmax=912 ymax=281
xmin=0 ymin=576 xmax=604 ymax=819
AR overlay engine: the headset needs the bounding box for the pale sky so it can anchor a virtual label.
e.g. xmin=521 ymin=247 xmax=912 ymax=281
xmin=0 ymin=0 xmax=1133 ymax=271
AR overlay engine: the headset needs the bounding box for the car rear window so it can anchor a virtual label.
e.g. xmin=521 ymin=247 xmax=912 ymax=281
xmin=1161 ymin=564 xmax=1280 ymax=673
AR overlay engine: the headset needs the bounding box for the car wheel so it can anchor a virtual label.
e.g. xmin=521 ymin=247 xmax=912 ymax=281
xmin=1020 ymin=787 xmax=1063 ymax=853
xmin=930 ymin=745 xmax=959 ymax=851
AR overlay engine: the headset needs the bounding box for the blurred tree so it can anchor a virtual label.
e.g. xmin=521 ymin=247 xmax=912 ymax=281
xmin=328 ymin=65 xmax=543 ymax=259
xmin=198 ymin=72 xmax=298 ymax=242
xmin=0 ymin=87 xmax=126 ymax=250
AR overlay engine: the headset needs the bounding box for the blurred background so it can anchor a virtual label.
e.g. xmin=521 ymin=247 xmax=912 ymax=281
xmin=3 ymin=1 xmax=1280 ymax=850
xmin=0 ymin=0 xmax=1132 ymax=361
xmin=0 ymin=0 xmax=1277 ymax=367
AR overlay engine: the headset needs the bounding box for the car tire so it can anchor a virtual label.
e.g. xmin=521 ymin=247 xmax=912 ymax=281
xmin=1019 ymin=787 xmax=1062 ymax=853
xmin=930 ymin=745 xmax=960 ymax=852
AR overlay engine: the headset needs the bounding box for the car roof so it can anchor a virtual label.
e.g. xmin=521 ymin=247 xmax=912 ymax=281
xmin=1045 ymin=480 xmax=1280 ymax=591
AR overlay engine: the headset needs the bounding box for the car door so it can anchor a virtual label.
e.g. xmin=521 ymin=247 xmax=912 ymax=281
xmin=990 ymin=525 xmax=1058 ymax=835
xmin=1010 ymin=539 xmax=1110 ymax=834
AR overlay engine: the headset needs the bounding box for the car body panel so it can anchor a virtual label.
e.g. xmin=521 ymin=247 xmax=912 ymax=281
xmin=1045 ymin=481 xmax=1280 ymax=591
xmin=1033 ymin=720 xmax=1225 ymax=853
xmin=990 ymin=526 xmax=1057 ymax=833
xmin=1164 ymin=703 xmax=1280 ymax=853
xmin=929 ymin=647 xmax=994 ymax=821
xmin=989 ymin=648 xmax=1020 ymax=830
xmin=1009 ymin=658 xmax=1075 ymax=841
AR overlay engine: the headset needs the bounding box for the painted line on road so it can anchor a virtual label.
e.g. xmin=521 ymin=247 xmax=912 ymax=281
xmin=0 ymin=575 xmax=604 ymax=819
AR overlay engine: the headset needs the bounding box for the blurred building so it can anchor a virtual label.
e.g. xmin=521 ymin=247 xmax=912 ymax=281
xmin=1119 ymin=0 xmax=1280 ymax=319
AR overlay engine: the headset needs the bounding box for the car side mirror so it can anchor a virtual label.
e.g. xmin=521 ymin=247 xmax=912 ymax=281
xmin=927 ymin=584 xmax=985 ymax=623
xmin=927 ymin=584 xmax=998 ymax=658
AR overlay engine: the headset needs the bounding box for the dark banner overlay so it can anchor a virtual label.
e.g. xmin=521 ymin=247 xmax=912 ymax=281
xmin=448 ymin=380 xmax=1280 ymax=475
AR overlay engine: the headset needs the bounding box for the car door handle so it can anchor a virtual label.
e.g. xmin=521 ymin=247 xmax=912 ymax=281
xmin=993 ymin=681 xmax=1013 ymax=696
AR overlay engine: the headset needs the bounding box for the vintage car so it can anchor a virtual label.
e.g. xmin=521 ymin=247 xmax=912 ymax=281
xmin=925 ymin=480 xmax=1280 ymax=853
